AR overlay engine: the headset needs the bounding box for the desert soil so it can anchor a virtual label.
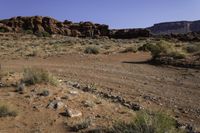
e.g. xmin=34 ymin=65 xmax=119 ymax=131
xmin=0 ymin=51 xmax=200 ymax=132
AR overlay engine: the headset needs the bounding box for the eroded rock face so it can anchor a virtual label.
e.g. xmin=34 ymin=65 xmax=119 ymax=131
xmin=0 ymin=16 xmax=151 ymax=39
xmin=0 ymin=16 xmax=110 ymax=37
xmin=110 ymin=29 xmax=150 ymax=39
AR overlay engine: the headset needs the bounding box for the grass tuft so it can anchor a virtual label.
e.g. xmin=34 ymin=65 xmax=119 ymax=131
xmin=22 ymin=68 xmax=59 ymax=86
xmin=109 ymin=111 xmax=183 ymax=133
xmin=121 ymin=46 xmax=138 ymax=53
xmin=0 ymin=103 xmax=17 ymax=117
xmin=84 ymin=46 xmax=99 ymax=54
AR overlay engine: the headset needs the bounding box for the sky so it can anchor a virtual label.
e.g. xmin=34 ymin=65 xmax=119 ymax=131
xmin=0 ymin=0 xmax=199 ymax=29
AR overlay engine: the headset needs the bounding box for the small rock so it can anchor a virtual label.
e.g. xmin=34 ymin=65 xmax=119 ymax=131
xmin=61 ymin=95 xmax=69 ymax=100
xmin=16 ymin=81 xmax=25 ymax=93
xmin=0 ymin=82 xmax=4 ymax=87
xmin=47 ymin=100 xmax=64 ymax=110
xmin=82 ymin=100 xmax=95 ymax=108
xmin=66 ymin=108 xmax=82 ymax=118
xmin=56 ymin=101 xmax=64 ymax=109
xmin=131 ymin=103 xmax=141 ymax=111
xmin=72 ymin=83 xmax=80 ymax=89
xmin=39 ymin=90 xmax=49 ymax=96
xmin=69 ymin=90 xmax=79 ymax=95
xmin=54 ymin=97 xmax=61 ymax=101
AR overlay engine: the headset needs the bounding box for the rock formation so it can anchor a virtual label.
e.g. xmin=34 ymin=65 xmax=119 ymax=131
xmin=0 ymin=16 xmax=110 ymax=37
xmin=110 ymin=29 xmax=150 ymax=39
xmin=0 ymin=16 xmax=150 ymax=38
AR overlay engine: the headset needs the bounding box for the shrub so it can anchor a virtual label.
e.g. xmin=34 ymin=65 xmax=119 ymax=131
xmin=138 ymin=41 xmax=187 ymax=59
xmin=168 ymin=51 xmax=186 ymax=59
xmin=27 ymin=50 xmax=39 ymax=57
xmin=84 ymin=46 xmax=99 ymax=54
xmin=0 ymin=67 xmax=8 ymax=81
xmin=109 ymin=111 xmax=182 ymax=133
xmin=0 ymin=103 xmax=17 ymax=117
xmin=69 ymin=118 xmax=91 ymax=132
xmin=22 ymin=68 xmax=58 ymax=86
xmin=138 ymin=43 xmax=162 ymax=58
xmin=121 ymin=47 xmax=137 ymax=53
xmin=35 ymin=31 xmax=51 ymax=37
xmin=185 ymin=44 xmax=200 ymax=53
xmin=24 ymin=30 xmax=33 ymax=34
xmin=0 ymin=28 xmax=6 ymax=33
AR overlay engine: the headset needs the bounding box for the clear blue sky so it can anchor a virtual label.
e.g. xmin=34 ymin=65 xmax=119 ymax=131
xmin=0 ymin=0 xmax=199 ymax=29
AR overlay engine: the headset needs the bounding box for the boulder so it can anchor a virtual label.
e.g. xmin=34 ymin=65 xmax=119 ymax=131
xmin=0 ymin=23 xmax=12 ymax=32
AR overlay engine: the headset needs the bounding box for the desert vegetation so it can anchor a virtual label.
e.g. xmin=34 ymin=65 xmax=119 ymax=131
xmin=138 ymin=40 xmax=186 ymax=59
xmin=109 ymin=111 xmax=183 ymax=133
xmin=22 ymin=68 xmax=58 ymax=86
xmin=0 ymin=33 xmax=199 ymax=132
xmin=84 ymin=46 xmax=100 ymax=54
xmin=0 ymin=102 xmax=17 ymax=117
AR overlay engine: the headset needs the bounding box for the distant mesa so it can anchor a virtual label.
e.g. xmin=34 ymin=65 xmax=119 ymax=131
xmin=148 ymin=20 xmax=200 ymax=35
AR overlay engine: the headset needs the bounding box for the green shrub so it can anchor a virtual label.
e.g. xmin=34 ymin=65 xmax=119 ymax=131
xmin=0 ymin=103 xmax=17 ymax=117
xmin=121 ymin=47 xmax=137 ymax=53
xmin=0 ymin=28 xmax=6 ymax=33
xmin=84 ymin=46 xmax=99 ymax=54
xmin=22 ymin=68 xmax=58 ymax=86
xmin=109 ymin=111 xmax=182 ymax=133
xmin=35 ymin=31 xmax=51 ymax=37
xmin=24 ymin=30 xmax=33 ymax=34
xmin=168 ymin=51 xmax=186 ymax=59
xmin=138 ymin=43 xmax=163 ymax=58
xmin=138 ymin=41 xmax=187 ymax=59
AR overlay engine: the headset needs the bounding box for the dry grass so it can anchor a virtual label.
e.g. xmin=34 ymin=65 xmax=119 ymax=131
xmin=84 ymin=46 xmax=100 ymax=54
xmin=109 ymin=111 xmax=184 ymax=133
xmin=0 ymin=102 xmax=17 ymax=117
xmin=22 ymin=68 xmax=59 ymax=86
xmin=121 ymin=46 xmax=138 ymax=53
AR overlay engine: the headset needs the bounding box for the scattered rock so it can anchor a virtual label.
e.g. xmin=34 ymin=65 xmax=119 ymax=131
xmin=72 ymin=83 xmax=80 ymax=89
xmin=16 ymin=81 xmax=25 ymax=93
xmin=0 ymin=82 xmax=4 ymax=87
xmin=39 ymin=90 xmax=49 ymax=96
xmin=66 ymin=108 xmax=82 ymax=118
xmin=47 ymin=100 xmax=64 ymax=110
xmin=83 ymin=85 xmax=97 ymax=92
xmin=82 ymin=100 xmax=95 ymax=108
xmin=176 ymin=122 xmax=198 ymax=133
xmin=131 ymin=103 xmax=141 ymax=111
xmin=69 ymin=90 xmax=79 ymax=95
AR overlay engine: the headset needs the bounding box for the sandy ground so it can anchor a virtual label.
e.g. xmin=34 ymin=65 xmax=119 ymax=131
xmin=0 ymin=52 xmax=200 ymax=132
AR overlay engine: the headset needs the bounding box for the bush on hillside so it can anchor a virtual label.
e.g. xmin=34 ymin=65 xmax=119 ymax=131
xmin=22 ymin=68 xmax=58 ymax=86
xmin=84 ymin=46 xmax=99 ymax=54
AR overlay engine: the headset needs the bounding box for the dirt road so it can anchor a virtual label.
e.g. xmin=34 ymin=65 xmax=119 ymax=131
xmin=1 ymin=52 xmax=200 ymax=129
